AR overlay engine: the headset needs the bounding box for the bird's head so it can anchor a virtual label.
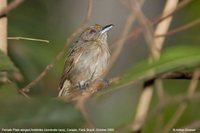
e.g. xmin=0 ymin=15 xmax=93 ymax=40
xmin=80 ymin=24 xmax=114 ymax=43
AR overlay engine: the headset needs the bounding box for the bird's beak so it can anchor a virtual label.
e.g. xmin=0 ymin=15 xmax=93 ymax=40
xmin=101 ymin=24 xmax=114 ymax=34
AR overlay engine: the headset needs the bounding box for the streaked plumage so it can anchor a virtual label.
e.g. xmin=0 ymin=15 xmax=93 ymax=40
xmin=58 ymin=24 xmax=113 ymax=97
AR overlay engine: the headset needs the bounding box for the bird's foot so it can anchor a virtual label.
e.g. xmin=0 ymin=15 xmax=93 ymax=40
xmin=101 ymin=79 xmax=109 ymax=88
xmin=78 ymin=81 xmax=90 ymax=90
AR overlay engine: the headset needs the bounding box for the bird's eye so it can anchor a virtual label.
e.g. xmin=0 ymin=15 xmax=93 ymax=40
xmin=89 ymin=29 xmax=96 ymax=34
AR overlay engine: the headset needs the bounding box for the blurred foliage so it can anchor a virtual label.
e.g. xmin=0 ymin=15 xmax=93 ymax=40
xmin=101 ymin=46 xmax=200 ymax=95
xmin=0 ymin=0 xmax=200 ymax=132
xmin=0 ymin=50 xmax=19 ymax=73
xmin=0 ymin=98 xmax=84 ymax=128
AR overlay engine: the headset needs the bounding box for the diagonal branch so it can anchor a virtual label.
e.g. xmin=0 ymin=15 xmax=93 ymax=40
xmin=20 ymin=0 xmax=93 ymax=93
xmin=155 ymin=18 xmax=200 ymax=37
xmin=149 ymin=92 xmax=200 ymax=118
xmin=106 ymin=0 xmax=145 ymax=74
xmin=0 ymin=0 xmax=24 ymax=18
xmin=131 ymin=0 xmax=179 ymax=132
xmin=162 ymin=69 xmax=200 ymax=133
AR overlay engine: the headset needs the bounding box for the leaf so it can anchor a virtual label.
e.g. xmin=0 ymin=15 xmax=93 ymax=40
xmin=0 ymin=50 xmax=22 ymax=82
xmin=0 ymin=98 xmax=84 ymax=128
xmin=99 ymin=46 xmax=200 ymax=95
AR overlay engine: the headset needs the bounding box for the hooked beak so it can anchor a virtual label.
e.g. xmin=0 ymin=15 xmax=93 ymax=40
xmin=101 ymin=24 xmax=114 ymax=34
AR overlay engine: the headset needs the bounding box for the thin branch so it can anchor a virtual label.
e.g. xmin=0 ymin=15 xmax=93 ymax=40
xmin=0 ymin=0 xmax=7 ymax=54
xmin=152 ymin=0 xmax=179 ymax=59
xmin=18 ymin=89 xmax=31 ymax=99
xmin=149 ymin=92 xmax=200 ymax=118
xmin=131 ymin=0 xmax=179 ymax=132
xmin=110 ymin=0 xmax=192 ymax=54
xmin=162 ymin=69 xmax=200 ymax=133
xmin=106 ymin=0 xmax=145 ymax=74
xmin=155 ymin=18 xmax=200 ymax=37
xmin=0 ymin=0 xmax=30 ymax=99
xmin=0 ymin=0 xmax=24 ymax=18
xmin=131 ymin=0 xmax=154 ymax=56
xmin=70 ymin=0 xmax=94 ymax=128
xmin=131 ymin=1 xmax=155 ymax=132
xmin=21 ymin=27 xmax=84 ymax=93
xmin=83 ymin=0 xmax=92 ymax=24
xmin=119 ymin=0 xmax=130 ymax=10
xmin=8 ymin=36 xmax=49 ymax=43
xmin=154 ymin=79 xmax=165 ymax=133
xmin=126 ymin=0 xmax=193 ymax=42
xmin=20 ymin=0 xmax=93 ymax=93
xmin=156 ymin=0 xmax=193 ymax=24
xmin=19 ymin=0 xmax=94 ymax=128
xmin=4 ymin=78 xmax=31 ymax=99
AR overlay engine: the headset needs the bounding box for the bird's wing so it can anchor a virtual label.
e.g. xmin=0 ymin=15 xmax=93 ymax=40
xmin=59 ymin=44 xmax=84 ymax=90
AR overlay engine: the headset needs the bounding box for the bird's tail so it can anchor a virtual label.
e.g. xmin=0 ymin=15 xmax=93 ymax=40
xmin=58 ymin=80 xmax=71 ymax=97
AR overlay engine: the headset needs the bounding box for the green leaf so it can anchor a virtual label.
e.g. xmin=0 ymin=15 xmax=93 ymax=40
xmin=0 ymin=50 xmax=19 ymax=73
xmin=0 ymin=98 xmax=84 ymax=128
xmin=99 ymin=46 xmax=200 ymax=95
xmin=0 ymin=50 xmax=22 ymax=82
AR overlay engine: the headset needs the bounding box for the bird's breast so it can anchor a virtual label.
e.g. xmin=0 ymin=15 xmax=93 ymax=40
xmin=69 ymin=42 xmax=110 ymax=84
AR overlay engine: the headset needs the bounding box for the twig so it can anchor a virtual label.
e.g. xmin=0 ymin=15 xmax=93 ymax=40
xmin=152 ymin=0 xmax=179 ymax=59
xmin=131 ymin=0 xmax=154 ymax=57
xmin=162 ymin=69 xmax=200 ymax=133
xmin=126 ymin=0 xmax=193 ymax=42
xmin=20 ymin=0 xmax=93 ymax=93
xmin=8 ymin=36 xmax=49 ymax=43
xmin=21 ymin=27 xmax=84 ymax=93
xmin=151 ymin=1 xmax=179 ymax=131
xmin=72 ymin=0 xmax=94 ymax=128
xmin=156 ymin=0 xmax=193 ymax=24
xmin=0 ymin=0 xmax=24 ymax=18
xmin=119 ymin=0 xmax=131 ymax=10
xmin=18 ymin=89 xmax=31 ymax=99
xmin=17 ymin=0 xmax=94 ymax=128
xmin=3 ymin=79 xmax=31 ymax=99
xmin=0 ymin=0 xmax=7 ymax=54
xmin=149 ymin=92 xmax=200 ymax=118
xmin=0 ymin=0 xmax=31 ymax=99
xmin=131 ymin=0 xmax=155 ymax=132
xmin=131 ymin=0 xmax=179 ymax=132
xmin=131 ymin=0 xmax=155 ymax=131
xmin=83 ymin=0 xmax=92 ymax=24
xmin=155 ymin=18 xmax=200 ymax=37
xmin=154 ymin=79 xmax=165 ymax=133
xmin=110 ymin=0 xmax=192 ymax=56
xmin=106 ymin=0 xmax=145 ymax=74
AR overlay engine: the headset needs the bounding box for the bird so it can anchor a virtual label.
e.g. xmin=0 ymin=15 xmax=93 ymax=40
xmin=58 ymin=24 xmax=113 ymax=97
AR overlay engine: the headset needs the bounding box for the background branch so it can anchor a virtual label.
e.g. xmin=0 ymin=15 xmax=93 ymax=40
xmin=20 ymin=0 xmax=93 ymax=93
xmin=149 ymin=92 xmax=200 ymax=118
xmin=131 ymin=0 xmax=179 ymax=132
xmin=131 ymin=0 xmax=155 ymax=132
xmin=106 ymin=0 xmax=145 ymax=74
xmin=162 ymin=69 xmax=200 ymax=133
xmin=8 ymin=36 xmax=49 ymax=43
xmin=0 ymin=0 xmax=7 ymax=54
xmin=0 ymin=0 xmax=24 ymax=18
xmin=155 ymin=18 xmax=200 ymax=37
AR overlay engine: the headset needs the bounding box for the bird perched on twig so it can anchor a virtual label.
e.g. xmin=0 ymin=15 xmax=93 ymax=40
xmin=58 ymin=24 xmax=114 ymax=97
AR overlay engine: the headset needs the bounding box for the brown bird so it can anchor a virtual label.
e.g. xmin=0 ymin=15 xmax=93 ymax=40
xmin=58 ymin=24 xmax=113 ymax=97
